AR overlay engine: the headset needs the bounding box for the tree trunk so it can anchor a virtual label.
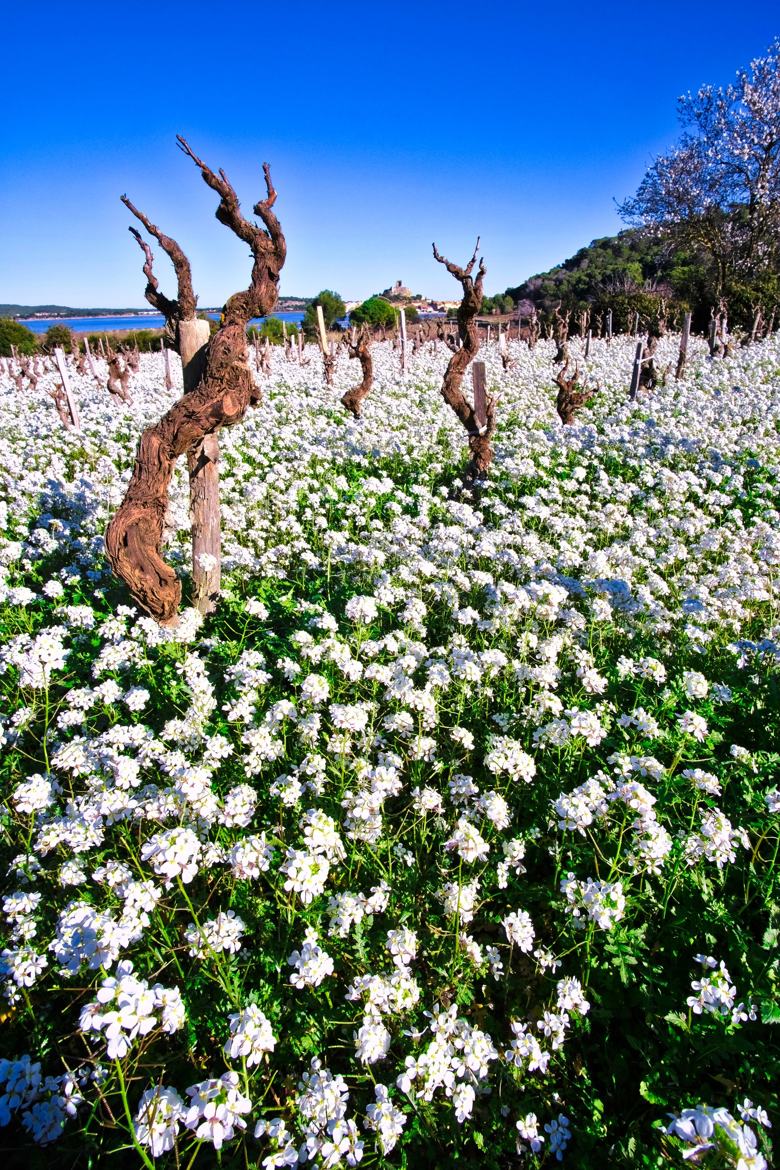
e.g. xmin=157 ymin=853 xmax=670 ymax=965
xmin=105 ymin=141 xmax=285 ymax=626
xmin=432 ymin=239 xmax=494 ymax=483
xmin=342 ymin=329 xmax=373 ymax=417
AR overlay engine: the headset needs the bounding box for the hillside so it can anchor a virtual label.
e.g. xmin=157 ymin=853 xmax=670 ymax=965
xmin=504 ymin=228 xmax=712 ymax=328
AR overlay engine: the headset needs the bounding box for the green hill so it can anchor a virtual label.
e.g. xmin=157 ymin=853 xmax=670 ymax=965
xmin=503 ymin=228 xmax=713 ymax=330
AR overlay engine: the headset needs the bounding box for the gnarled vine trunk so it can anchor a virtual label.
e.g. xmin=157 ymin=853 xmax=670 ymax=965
xmin=432 ymin=238 xmax=495 ymax=482
xmin=555 ymin=361 xmax=595 ymax=424
xmin=105 ymin=138 xmax=285 ymax=625
xmin=341 ymin=328 xmax=373 ymax=417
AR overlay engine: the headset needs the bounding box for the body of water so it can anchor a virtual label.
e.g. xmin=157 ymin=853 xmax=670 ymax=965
xmin=19 ymin=311 xmax=305 ymax=335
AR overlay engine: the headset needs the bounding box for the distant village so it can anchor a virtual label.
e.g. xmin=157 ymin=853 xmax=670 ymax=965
xmin=345 ymin=280 xmax=461 ymax=315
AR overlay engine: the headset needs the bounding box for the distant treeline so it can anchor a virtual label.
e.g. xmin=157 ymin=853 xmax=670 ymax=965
xmin=0 ymin=316 xmax=299 ymax=357
xmin=0 ymin=297 xmax=311 ymax=319
xmin=501 ymin=225 xmax=778 ymax=335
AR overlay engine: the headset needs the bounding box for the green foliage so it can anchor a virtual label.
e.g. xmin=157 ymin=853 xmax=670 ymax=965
xmin=0 ymin=317 xmax=38 ymax=356
xmin=349 ymin=296 xmax=397 ymax=329
xmin=129 ymin=329 xmax=165 ymax=353
xmin=505 ymin=230 xmax=715 ymax=329
xmin=42 ymin=324 xmax=75 ymax=352
xmin=302 ymin=290 xmax=346 ymax=338
xmin=248 ymin=317 xmax=300 ymax=345
xmin=481 ymin=293 xmax=515 ymax=315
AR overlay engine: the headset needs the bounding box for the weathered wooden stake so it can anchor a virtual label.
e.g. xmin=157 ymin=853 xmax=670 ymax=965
xmin=629 ymin=340 xmax=643 ymax=400
xmin=708 ymin=317 xmax=719 ymax=357
xmin=85 ymin=336 xmax=98 ymax=378
xmin=675 ymin=311 xmax=692 ymax=380
xmin=316 ymin=305 xmax=328 ymax=354
xmin=472 ymin=360 xmax=487 ymax=429
xmin=606 ymin=309 xmax=613 ymax=342
xmin=162 ymin=340 xmax=174 ymax=390
xmin=182 ymin=317 xmax=219 ymax=615
xmin=399 ymin=307 xmax=407 ymax=374
xmin=584 ymin=329 xmax=591 ymax=358
xmin=53 ymin=347 xmax=82 ymax=430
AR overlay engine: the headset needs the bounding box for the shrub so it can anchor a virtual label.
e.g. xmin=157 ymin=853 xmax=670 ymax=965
xmin=249 ymin=317 xmax=300 ymax=345
xmin=0 ymin=317 xmax=38 ymax=356
xmin=350 ymin=296 xmax=397 ymax=329
xmin=42 ymin=324 xmax=76 ymax=353
xmin=302 ymin=291 xmax=346 ymax=338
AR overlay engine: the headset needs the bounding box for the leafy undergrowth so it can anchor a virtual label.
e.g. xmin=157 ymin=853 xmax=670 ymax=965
xmin=0 ymin=333 xmax=778 ymax=1168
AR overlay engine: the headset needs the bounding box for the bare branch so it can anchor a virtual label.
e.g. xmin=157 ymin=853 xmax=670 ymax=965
xmin=127 ymin=226 xmax=179 ymax=323
xmin=121 ymin=194 xmax=197 ymax=319
xmin=176 ymin=136 xmax=286 ymax=326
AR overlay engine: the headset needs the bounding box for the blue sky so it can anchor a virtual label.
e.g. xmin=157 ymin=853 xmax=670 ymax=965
xmin=1 ymin=1 xmax=778 ymax=305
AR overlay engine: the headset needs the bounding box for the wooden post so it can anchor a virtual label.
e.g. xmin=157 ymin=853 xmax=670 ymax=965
xmin=180 ymin=318 xmax=219 ymax=616
xmin=632 ymin=311 xmax=639 ymax=336
xmin=629 ymin=340 xmax=643 ymax=400
xmin=162 ymin=340 xmax=174 ymax=390
xmin=85 ymin=336 xmax=98 ymax=378
xmin=53 ymin=347 xmax=82 ymax=431
xmin=399 ymin=307 xmax=407 ymax=374
xmin=708 ymin=317 xmax=718 ymax=357
xmin=472 ymin=360 xmax=487 ymax=430
xmin=584 ymin=329 xmax=591 ymax=359
xmin=675 ymin=311 xmax=691 ymax=380
xmin=606 ymin=309 xmax=613 ymax=342
xmin=316 ymin=305 xmax=328 ymax=354
xmin=282 ymin=318 xmax=287 ymax=344
xmin=297 ymin=327 xmax=303 ymax=364
xmin=498 ymin=326 xmax=507 ymax=359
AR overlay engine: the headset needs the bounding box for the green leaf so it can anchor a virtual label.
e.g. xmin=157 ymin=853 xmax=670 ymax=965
xmin=639 ymin=1081 xmax=667 ymax=1106
xmin=759 ymin=1000 xmax=780 ymax=1024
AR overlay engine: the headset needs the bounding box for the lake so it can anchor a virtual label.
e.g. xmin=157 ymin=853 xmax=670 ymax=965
xmin=18 ymin=311 xmax=306 ymax=335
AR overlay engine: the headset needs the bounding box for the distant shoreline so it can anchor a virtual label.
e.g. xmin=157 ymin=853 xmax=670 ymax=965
xmin=15 ymin=305 xmax=306 ymax=322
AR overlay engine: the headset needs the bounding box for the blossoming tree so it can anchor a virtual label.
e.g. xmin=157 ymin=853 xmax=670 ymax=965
xmin=619 ymin=40 xmax=780 ymax=308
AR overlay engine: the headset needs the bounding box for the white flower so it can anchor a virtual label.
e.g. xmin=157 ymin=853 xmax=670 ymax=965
xmin=224 ymin=1005 xmax=276 ymax=1065
xmin=683 ymin=671 xmax=709 ymax=698
xmin=288 ymin=929 xmax=334 ymax=988
xmin=134 ymin=1086 xmax=185 ymax=1158
xmin=345 ymin=595 xmax=378 ymax=623
xmin=503 ymin=909 xmax=535 ymax=951
xmin=141 ymin=828 xmax=202 ymax=886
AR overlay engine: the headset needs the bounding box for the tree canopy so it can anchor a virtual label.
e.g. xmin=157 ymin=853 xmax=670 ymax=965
xmin=349 ymin=296 xmax=397 ymax=329
xmin=619 ymin=39 xmax=780 ymax=311
xmin=43 ymin=324 xmax=75 ymax=352
xmin=0 ymin=318 xmax=38 ymax=356
xmin=302 ymin=290 xmax=346 ymax=338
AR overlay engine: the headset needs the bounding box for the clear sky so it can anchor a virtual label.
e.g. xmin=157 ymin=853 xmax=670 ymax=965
xmin=1 ymin=1 xmax=778 ymax=306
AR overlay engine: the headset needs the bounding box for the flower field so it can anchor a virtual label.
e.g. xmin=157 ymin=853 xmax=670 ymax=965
xmin=0 ymin=332 xmax=778 ymax=1168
